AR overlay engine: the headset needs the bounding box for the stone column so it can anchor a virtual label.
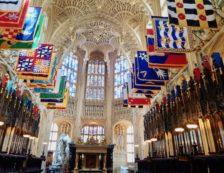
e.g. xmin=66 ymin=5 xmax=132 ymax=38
xmin=136 ymin=114 xmax=145 ymax=159
xmin=36 ymin=109 xmax=54 ymax=156
xmin=151 ymin=0 xmax=161 ymax=16
xmin=187 ymin=52 xmax=198 ymax=77
xmin=35 ymin=109 xmax=54 ymax=172
xmin=73 ymin=48 xmax=87 ymax=142
xmin=104 ymin=52 xmax=116 ymax=144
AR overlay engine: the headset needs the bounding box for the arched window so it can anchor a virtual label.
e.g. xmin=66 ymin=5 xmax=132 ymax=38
xmin=86 ymin=60 xmax=105 ymax=100
xmin=80 ymin=125 xmax=105 ymax=143
xmin=48 ymin=123 xmax=58 ymax=152
xmin=114 ymin=124 xmax=125 ymax=151
xmin=127 ymin=126 xmax=134 ymax=163
xmin=62 ymin=52 xmax=78 ymax=97
xmin=114 ymin=56 xmax=129 ymax=99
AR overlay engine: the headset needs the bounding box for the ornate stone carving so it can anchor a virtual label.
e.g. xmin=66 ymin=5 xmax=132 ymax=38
xmin=81 ymin=118 xmax=106 ymax=127
xmin=84 ymin=100 xmax=105 ymax=118
xmin=112 ymin=99 xmax=134 ymax=124
xmin=54 ymin=97 xmax=77 ymax=118
xmin=41 ymin=0 xmax=149 ymax=62
xmin=0 ymin=50 xmax=19 ymax=67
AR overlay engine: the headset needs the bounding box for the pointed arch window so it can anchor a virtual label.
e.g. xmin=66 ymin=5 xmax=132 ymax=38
xmin=80 ymin=125 xmax=105 ymax=143
xmin=62 ymin=52 xmax=78 ymax=97
xmin=114 ymin=56 xmax=129 ymax=99
xmin=86 ymin=60 xmax=105 ymax=100
xmin=127 ymin=126 xmax=134 ymax=163
xmin=48 ymin=123 xmax=58 ymax=152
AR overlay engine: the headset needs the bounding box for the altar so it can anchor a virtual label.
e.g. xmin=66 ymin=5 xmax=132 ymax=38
xmin=73 ymin=144 xmax=114 ymax=173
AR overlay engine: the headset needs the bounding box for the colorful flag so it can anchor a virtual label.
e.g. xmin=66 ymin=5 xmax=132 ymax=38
xmin=16 ymin=7 xmax=41 ymax=41
xmin=0 ymin=0 xmax=24 ymax=12
xmin=133 ymin=66 xmax=166 ymax=87
xmin=147 ymin=29 xmax=188 ymax=68
xmin=33 ymin=67 xmax=62 ymax=93
xmin=0 ymin=0 xmax=29 ymax=28
xmin=40 ymin=76 xmax=66 ymax=100
xmin=123 ymin=83 xmax=150 ymax=107
xmin=45 ymin=89 xmax=69 ymax=109
xmin=41 ymin=98 xmax=64 ymax=103
xmin=0 ymin=28 xmax=21 ymax=40
xmin=17 ymin=53 xmax=55 ymax=81
xmin=135 ymin=51 xmax=169 ymax=82
xmin=149 ymin=53 xmax=187 ymax=68
xmin=33 ymin=87 xmax=53 ymax=93
xmin=152 ymin=16 xmax=192 ymax=52
xmin=212 ymin=52 xmax=224 ymax=68
xmin=167 ymin=0 xmax=218 ymax=29
xmin=128 ymin=73 xmax=159 ymax=96
xmin=132 ymin=76 xmax=162 ymax=90
xmin=0 ymin=14 xmax=44 ymax=49
xmin=146 ymin=29 xmax=155 ymax=53
xmin=34 ymin=69 xmax=62 ymax=93
xmin=52 ymin=71 xmax=64 ymax=93
xmin=16 ymin=44 xmax=54 ymax=74
xmin=147 ymin=28 xmax=166 ymax=56
xmin=0 ymin=7 xmax=42 ymax=41
xmin=26 ymin=57 xmax=58 ymax=89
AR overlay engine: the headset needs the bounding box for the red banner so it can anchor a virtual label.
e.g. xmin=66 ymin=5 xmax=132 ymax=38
xmin=0 ymin=0 xmax=30 ymax=28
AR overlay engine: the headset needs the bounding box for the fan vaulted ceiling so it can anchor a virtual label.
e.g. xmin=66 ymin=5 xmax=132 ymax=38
xmin=32 ymin=0 xmax=156 ymax=60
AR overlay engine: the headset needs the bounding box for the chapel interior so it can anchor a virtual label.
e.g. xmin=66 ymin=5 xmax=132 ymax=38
xmin=0 ymin=0 xmax=224 ymax=173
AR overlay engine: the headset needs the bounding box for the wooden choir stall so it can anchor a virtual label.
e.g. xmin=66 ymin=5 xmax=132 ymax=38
xmin=138 ymin=54 xmax=224 ymax=173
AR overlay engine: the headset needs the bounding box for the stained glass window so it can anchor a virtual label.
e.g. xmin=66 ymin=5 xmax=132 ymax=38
xmin=80 ymin=125 xmax=105 ymax=143
xmin=62 ymin=52 xmax=78 ymax=97
xmin=127 ymin=126 xmax=134 ymax=163
xmin=114 ymin=56 xmax=129 ymax=99
xmin=86 ymin=60 xmax=105 ymax=100
xmin=48 ymin=123 xmax=58 ymax=152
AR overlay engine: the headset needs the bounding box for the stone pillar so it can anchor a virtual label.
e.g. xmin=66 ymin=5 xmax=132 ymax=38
xmin=35 ymin=109 xmax=54 ymax=156
xmin=35 ymin=109 xmax=54 ymax=172
xmin=187 ymin=52 xmax=198 ymax=77
xmin=139 ymin=14 xmax=148 ymax=51
xmin=73 ymin=48 xmax=87 ymax=142
xmin=104 ymin=52 xmax=116 ymax=144
xmin=151 ymin=0 xmax=161 ymax=16
xmin=136 ymin=114 xmax=145 ymax=159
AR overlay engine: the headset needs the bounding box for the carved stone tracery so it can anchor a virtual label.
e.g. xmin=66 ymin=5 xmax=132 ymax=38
xmin=40 ymin=0 xmax=150 ymax=61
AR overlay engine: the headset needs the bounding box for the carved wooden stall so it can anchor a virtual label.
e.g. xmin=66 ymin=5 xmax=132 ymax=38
xmin=0 ymin=66 xmax=44 ymax=172
xmin=0 ymin=153 xmax=45 ymax=172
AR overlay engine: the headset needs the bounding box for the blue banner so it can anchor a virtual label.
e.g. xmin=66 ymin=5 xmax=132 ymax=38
xmin=135 ymin=51 xmax=169 ymax=82
xmin=16 ymin=7 xmax=42 ymax=41
xmin=152 ymin=16 xmax=192 ymax=52
xmin=129 ymin=73 xmax=161 ymax=93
